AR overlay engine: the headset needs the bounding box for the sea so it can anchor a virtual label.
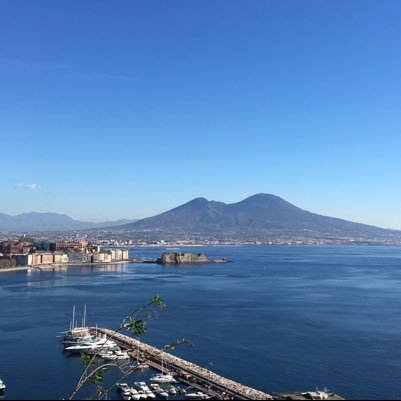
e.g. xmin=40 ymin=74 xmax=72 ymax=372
xmin=1 ymin=245 xmax=401 ymax=400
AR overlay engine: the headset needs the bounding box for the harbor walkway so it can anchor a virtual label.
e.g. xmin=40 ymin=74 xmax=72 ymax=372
xmin=91 ymin=327 xmax=273 ymax=400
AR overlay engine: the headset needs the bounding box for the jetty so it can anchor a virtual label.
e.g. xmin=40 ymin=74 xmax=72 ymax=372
xmin=91 ymin=327 xmax=273 ymax=400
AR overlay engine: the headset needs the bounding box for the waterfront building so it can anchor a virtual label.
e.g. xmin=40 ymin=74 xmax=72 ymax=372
xmin=40 ymin=253 xmax=54 ymax=264
xmin=53 ymin=252 xmax=69 ymax=263
xmin=31 ymin=253 xmax=42 ymax=265
xmin=55 ymin=240 xmax=89 ymax=252
xmin=14 ymin=253 xmax=33 ymax=266
xmin=90 ymin=249 xmax=128 ymax=263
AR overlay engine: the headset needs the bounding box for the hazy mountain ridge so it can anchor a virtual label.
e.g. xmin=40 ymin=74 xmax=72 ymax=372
xmin=2 ymin=194 xmax=400 ymax=242
xmin=0 ymin=212 xmax=137 ymax=232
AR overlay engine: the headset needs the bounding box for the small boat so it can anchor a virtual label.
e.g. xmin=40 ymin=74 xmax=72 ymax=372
xmin=65 ymin=338 xmax=119 ymax=353
xmin=149 ymin=384 xmax=168 ymax=399
xmin=185 ymin=391 xmax=210 ymax=400
xmin=99 ymin=352 xmax=118 ymax=360
xmin=133 ymin=382 xmax=155 ymax=399
xmin=62 ymin=333 xmax=95 ymax=347
xmin=121 ymin=392 xmax=131 ymax=400
xmin=168 ymin=385 xmax=177 ymax=395
xmin=117 ymin=383 xmax=135 ymax=400
xmin=0 ymin=379 xmax=5 ymax=395
xmin=121 ymin=391 xmax=131 ymax=400
xmin=129 ymin=388 xmax=141 ymax=401
xmin=114 ymin=350 xmax=130 ymax=360
xmin=150 ymin=373 xmax=176 ymax=384
xmin=150 ymin=356 xmax=176 ymax=383
xmin=116 ymin=383 xmax=131 ymax=392
xmin=301 ymin=387 xmax=332 ymax=400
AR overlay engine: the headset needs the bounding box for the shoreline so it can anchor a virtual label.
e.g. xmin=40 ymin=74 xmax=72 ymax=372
xmin=0 ymin=260 xmax=130 ymax=274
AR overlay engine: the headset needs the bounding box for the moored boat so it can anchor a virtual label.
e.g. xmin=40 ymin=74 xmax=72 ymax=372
xmin=0 ymin=379 xmax=5 ymax=395
xmin=185 ymin=391 xmax=210 ymax=400
xmin=150 ymin=356 xmax=176 ymax=383
xmin=150 ymin=373 xmax=176 ymax=384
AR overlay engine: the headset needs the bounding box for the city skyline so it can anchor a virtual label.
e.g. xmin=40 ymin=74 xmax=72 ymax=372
xmin=1 ymin=1 xmax=401 ymax=229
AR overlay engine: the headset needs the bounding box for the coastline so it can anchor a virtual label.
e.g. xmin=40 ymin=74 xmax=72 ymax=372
xmin=0 ymin=260 xmax=130 ymax=274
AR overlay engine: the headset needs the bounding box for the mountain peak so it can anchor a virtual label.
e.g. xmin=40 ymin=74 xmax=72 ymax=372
xmin=243 ymin=193 xmax=279 ymax=201
xmin=188 ymin=197 xmax=209 ymax=204
xmin=237 ymin=193 xmax=297 ymax=209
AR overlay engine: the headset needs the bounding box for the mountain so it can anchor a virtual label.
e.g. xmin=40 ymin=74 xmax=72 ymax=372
xmin=118 ymin=194 xmax=401 ymax=242
xmin=0 ymin=212 xmax=137 ymax=233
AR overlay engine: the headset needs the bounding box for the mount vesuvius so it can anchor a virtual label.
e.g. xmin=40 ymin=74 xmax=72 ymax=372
xmin=115 ymin=194 xmax=401 ymax=243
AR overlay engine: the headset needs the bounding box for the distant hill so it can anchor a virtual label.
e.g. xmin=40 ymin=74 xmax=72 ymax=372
xmin=0 ymin=212 xmax=137 ymax=233
xmin=118 ymin=194 xmax=401 ymax=241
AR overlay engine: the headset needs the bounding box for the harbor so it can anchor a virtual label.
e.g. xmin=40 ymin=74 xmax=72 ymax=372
xmin=88 ymin=327 xmax=273 ymax=400
xmin=80 ymin=327 xmax=343 ymax=401
xmin=59 ymin=305 xmax=344 ymax=400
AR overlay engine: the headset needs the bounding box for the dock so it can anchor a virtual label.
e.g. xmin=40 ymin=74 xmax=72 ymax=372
xmin=91 ymin=327 xmax=273 ymax=400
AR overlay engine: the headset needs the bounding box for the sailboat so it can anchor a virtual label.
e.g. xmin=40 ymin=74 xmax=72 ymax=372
xmin=61 ymin=305 xmax=94 ymax=347
xmin=150 ymin=356 xmax=177 ymax=383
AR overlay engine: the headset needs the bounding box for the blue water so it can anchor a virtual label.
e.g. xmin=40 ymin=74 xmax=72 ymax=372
xmin=1 ymin=245 xmax=401 ymax=400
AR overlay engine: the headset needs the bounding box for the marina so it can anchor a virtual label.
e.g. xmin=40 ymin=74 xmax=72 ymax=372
xmin=58 ymin=305 xmax=345 ymax=400
xmin=79 ymin=327 xmax=343 ymax=400
xmin=86 ymin=327 xmax=272 ymax=400
xmin=60 ymin=322 xmax=271 ymax=400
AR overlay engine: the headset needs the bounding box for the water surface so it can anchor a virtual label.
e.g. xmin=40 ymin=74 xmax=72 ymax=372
xmin=1 ymin=245 xmax=401 ymax=400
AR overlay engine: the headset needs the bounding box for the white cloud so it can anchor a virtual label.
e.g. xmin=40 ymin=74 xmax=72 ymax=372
xmin=16 ymin=183 xmax=40 ymax=190
xmin=79 ymin=71 xmax=139 ymax=82
xmin=1 ymin=57 xmax=70 ymax=72
xmin=240 ymin=192 xmax=250 ymax=199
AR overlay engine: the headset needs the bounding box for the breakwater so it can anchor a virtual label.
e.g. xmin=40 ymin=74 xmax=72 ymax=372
xmin=92 ymin=327 xmax=273 ymax=400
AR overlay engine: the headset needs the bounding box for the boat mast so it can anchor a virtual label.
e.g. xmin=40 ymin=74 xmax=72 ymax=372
xmin=72 ymin=305 xmax=76 ymax=330
xmin=83 ymin=304 xmax=87 ymax=327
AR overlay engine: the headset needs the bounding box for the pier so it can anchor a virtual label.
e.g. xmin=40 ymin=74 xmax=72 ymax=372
xmin=91 ymin=327 xmax=273 ymax=400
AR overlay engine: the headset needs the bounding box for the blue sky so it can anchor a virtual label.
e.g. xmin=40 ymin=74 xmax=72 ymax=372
xmin=1 ymin=1 xmax=401 ymax=229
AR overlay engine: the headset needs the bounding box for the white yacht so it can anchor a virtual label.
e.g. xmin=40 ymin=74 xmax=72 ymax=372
xmin=149 ymin=383 xmax=169 ymax=398
xmin=65 ymin=338 xmax=119 ymax=353
xmin=116 ymin=382 xmax=131 ymax=392
xmin=150 ymin=372 xmax=176 ymax=384
xmin=168 ymin=385 xmax=177 ymax=395
xmin=133 ymin=382 xmax=155 ymax=399
xmin=0 ymin=379 xmax=5 ymax=395
xmin=121 ymin=391 xmax=131 ymax=400
xmin=99 ymin=351 xmax=118 ymax=360
xmin=185 ymin=391 xmax=210 ymax=400
xmin=129 ymin=388 xmax=141 ymax=401
xmin=62 ymin=332 xmax=95 ymax=347
xmin=114 ymin=350 xmax=130 ymax=360
xmin=150 ymin=355 xmax=176 ymax=384
xmin=301 ymin=388 xmax=331 ymax=400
